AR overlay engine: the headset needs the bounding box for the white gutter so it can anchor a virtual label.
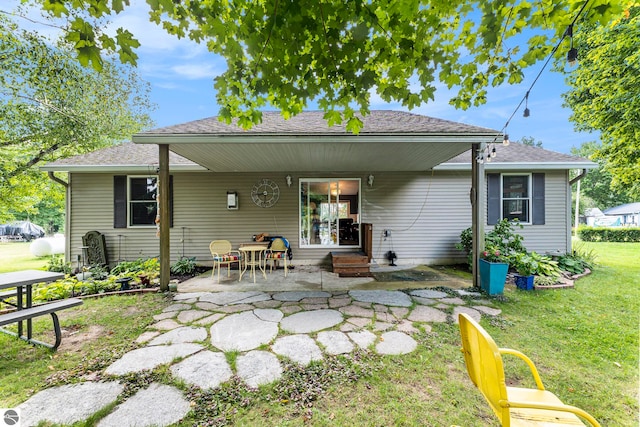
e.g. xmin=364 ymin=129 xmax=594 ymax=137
xmin=434 ymin=162 xmax=597 ymax=171
xmin=40 ymin=164 xmax=208 ymax=173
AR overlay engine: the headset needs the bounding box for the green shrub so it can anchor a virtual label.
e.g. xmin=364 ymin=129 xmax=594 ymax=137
xmin=510 ymin=251 xmax=561 ymax=278
xmin=171 ymin=257 xmax=197 ymax=275
xmin=456 ymin=219 xmax=526 ymax=269
xmin=578 ymin=226 xmax=640 ymax=242
xmin=46 ymin=255 xmax=72 ymax=274
xmin=556 ymin=253 xmax=592 ymax=275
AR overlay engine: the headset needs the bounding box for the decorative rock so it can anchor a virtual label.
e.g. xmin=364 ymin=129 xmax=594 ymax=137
xmin=347 ymin=330 xmax=377 ymax=349
xmin=97 ymin=383 xmax=190 ymax=427
xmin=148 ymin=326 xmax=207 ymax=346
xmin=301 ymin=303 xmax=329 ymax=310
xmin=346 ymin=317 xmax=372 ymax=329
xmin=253 ymin=299 xmax=282 ymax=309
xmin=171 ymin=351 xmax=232 ymax=389
xmin=376 ymin=331 xmax=417 ymax=355
xmin=407 ymin=306 xmax=448 ymax=323
xmin=374 ymin=312 xmax=397 ymax=323
xmin=195 ymin=301 xmax=220 ymax=311
xmin=253 ymin=308 xmax=284 ymax=323
xmin=300 ymin=297 xmax=329 ymax=304
xmin=396 ymin=319 xmax=420 ymax=334
xmin=237 ymin=350 xmax=282 ymax=387
xmin=150 ymin=319 xmax=181 ymax=331
xmin=339 ymin=305 xmax=375 ymax=318
xmin=272 ymin=334 xmax=323 ymax=366
xmin=456 ymin=289 xmax=482 ymax=297
xmin=273 ymin=291 xmax=332 ymax=301
xmin=328 ymin=297 xmax=352 ymax=308
xmin=173 ymin=292 xmax=207 ymax=300
xmin=390 ymin=307 xmax=410 ymax=319
xmin=453 ymin=306 xmax=482 ymax=323
xmin=411 ymin=297 xmax=437 ymax=306
xmin=372 ymin=304 xmax=389 ymax=313
xmin=280 ymin=305 xmax=303 ymax=314
xmin=18 ymin=382 xmax=123 ymax=427
xmin=349 ymin=290 xmax=412 ymax=307
xmin=105 ymin=344 xmax=203 ymax=375
xmin=317 ymin=331 xmax=354 ymax=355
xmin=177 ymin=310 xmax=212 ymax=323
xmin=373 ymin=321 xmax=394 ymax=331
xmin=409 ymin=289 xmax=449 ymax=299
xmin=280 ymin=309 xmax=343 ymax=334
xmin=194 ymin=313 xmax=225 ymax=325
xmin=214 ymin=304 xmax=256 ymax=313
xmin=473 ymin=305 xmax=502 ymax=316
xmin=210 ymin=311 xmax=278 ymax=352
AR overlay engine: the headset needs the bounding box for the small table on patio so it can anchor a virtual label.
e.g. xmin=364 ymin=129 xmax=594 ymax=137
xmin=0 ymin=270 xmax=65 ymax=340
xmin=238 ymin=245 xmax=267 ymax=283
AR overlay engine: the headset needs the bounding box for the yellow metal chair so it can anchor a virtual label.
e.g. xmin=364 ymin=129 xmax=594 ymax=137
xmin=458 ymin=313 xmax=600 ymax=426
xmin=264 ymin=238 xmax=288 ymax=276
xmin=209 ymin=240 xmax=241 ymax=281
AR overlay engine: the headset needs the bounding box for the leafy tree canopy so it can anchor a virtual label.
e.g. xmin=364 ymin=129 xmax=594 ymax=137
xmin=15 ymin=0 xmax=622 ymax=132
xmin=519 ymin=136 xmax=543 ymax=147
xmin=571 ymin=141 xmax=634 ymax=209
xmin=562 ymin=4 xmax=639 ymax=198
xmin=0 ymin=14 xmax=154 ymax=222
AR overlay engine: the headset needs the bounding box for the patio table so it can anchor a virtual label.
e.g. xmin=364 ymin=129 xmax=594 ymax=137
xmin=238 ymin=245 xmax=267 ymax=283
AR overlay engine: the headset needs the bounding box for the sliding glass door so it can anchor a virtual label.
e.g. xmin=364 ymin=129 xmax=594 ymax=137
xmin=300 ymin=178 xmax=360 ymax=248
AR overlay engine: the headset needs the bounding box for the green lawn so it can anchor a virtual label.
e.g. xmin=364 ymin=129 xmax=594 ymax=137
xmin=0 ymin=241 xmax=637 ymax=426
xmin=0 ymin=242 xmax=49 ymax=273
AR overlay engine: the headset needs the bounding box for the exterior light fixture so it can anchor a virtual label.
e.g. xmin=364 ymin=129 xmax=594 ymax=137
xmin=491 ymin=145 xmax=497 ymax=158
xmin=523 ymin=91 xmax=530 ymax=117
xmin=503 ymin=134 xmax=510 ymax=146
xmin=285 ymin=175 xmax=292 ymax=187
xmin=566 ymin=25 xmax=578 ymax=66
xmin=367 ymin=174 xmax=374 ymax=187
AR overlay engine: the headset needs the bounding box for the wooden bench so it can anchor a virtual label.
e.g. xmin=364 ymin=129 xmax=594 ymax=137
xmin=0 ymin=298 xmax=83 ymax=350
xmin=458 ymin=313 xmax=600 ymax=426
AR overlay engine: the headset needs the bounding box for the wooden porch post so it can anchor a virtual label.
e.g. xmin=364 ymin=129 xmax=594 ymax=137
xmin=159 ymin=144 xmax=170 ymax=292
xmin=471 ymin=143 xmax=485 ymax=288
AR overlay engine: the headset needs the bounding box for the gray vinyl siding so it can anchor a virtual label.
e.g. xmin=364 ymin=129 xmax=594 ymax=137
xmin=66 ymin=169 xmax=570 ymax=268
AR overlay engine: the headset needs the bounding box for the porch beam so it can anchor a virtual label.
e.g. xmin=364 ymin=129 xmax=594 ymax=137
xmin=159 ymin=144 xmax=170 ymax=292
xmin=471 ymin=143 xmax=485 ymax=288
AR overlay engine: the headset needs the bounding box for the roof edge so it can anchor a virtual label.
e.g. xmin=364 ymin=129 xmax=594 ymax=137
xmin=434 ymin=161 xmax=598 ymax=171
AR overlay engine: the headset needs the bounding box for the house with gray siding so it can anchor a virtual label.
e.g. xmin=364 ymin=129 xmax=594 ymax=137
xmin=41 ymin=111 xmax=594 ymax=272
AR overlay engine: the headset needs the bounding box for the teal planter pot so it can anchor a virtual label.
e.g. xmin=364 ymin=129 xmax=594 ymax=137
xmin=514 ymin=274 xmax=535 ymax=290
xmin=479 ymin=259 xmax=508 ymax=295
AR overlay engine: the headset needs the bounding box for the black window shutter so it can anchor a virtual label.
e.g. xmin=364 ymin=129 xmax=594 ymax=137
xmin=169 ymin=175 xmax=174 ymax=228
xmin=532 ymin=173 xmax=545 ymax=225
xmin=114 ymin=175 xmax=127 ymax=228
xmin=487 ymin=173 xmax=501 ymax=225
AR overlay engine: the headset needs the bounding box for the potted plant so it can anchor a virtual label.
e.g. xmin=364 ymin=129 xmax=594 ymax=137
xmin=511 ymin=252 xmax=538 ymax=290
xmin=478 ymin=245 xmax=509 ymax=295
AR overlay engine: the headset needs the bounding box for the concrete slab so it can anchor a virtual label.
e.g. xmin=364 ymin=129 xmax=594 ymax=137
xmin=170 ymin=350 xmax=232 ymax=389
xmin=317 ymin=331 xmax=354 ymax=355
xmin=210 ymin=311 xmax=278 ymax=352
xmin=104 ymin=343 xmax=203 ymax=375
xmin=18 ymin=382 xmax=123 ymax=427
xmin=148 ymin=326 xmax=207 ymax=346
xmin=97 ymin=383 xmax=190 ymax=427
xmin=272 ymin=334 xmax=323 ymax=366
xmin=376 ymin=331 xmax=417 ymax=355
xmin=349 ymin=290 xmax=413 ymax=307
xmin=280 ymin=309 xmax=343 ymax=333
xmin=236 ymin=350 xmax=283 ymax=387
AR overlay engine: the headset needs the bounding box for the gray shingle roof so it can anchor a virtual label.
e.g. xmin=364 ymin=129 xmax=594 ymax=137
xmin=43 ymin=142 xmax=196 ymax=167
xmin=138 ymin=110 xmax=497 ymax=135
xmin=445 ymin=142 xmax=591 ymax=164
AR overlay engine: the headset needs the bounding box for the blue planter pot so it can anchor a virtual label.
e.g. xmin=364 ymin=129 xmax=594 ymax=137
xmin=479 ymin=259 xmax=508 ymax=295
xmin=515 ymin=274 xmax=535 ymax=290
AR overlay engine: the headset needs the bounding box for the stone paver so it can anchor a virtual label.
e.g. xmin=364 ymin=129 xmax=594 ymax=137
xmin=105 ymin=343 xmax=203 ymax=375
xmin=407 ymin=305 xmax=448 ymax=323
xmin=171 ymin=350 xmax=232 ymax=389
xmin=237 ymin=350 xmax=283 ymax=387
xmin=280 ymin=309 xmax=343 ymax=333
xmin=210 ymin=311 xmax=279 ymax=351
xmin=97 ymin=383 xmax=190 ymax=427
xmin=18 ymin=382 xmax=123 ymax=427
xmin=349 ymin=290 xmax=413 ymax=307
xmin=272 ymin=334 xmax=323 ymax=366
xmin=347 ymin=330 xmax=377 ymax=349
xmin=376 ymin=331 xmax=417 ymax=355
xmin=148 ymin=326 xmax=207 ymax=345
xmin=17 ymin=284 xmax=507 ymax=426
xmin=317 ymin=331 xmax=354 ymax=355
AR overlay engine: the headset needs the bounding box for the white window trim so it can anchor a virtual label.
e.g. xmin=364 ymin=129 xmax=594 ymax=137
xmin=299 ymin=178 xmax=361 ymax=249
xmin=127 ymin=175 xmax=158 ymax=228
xmin=500 ymin=173 xmax=532 ymax=225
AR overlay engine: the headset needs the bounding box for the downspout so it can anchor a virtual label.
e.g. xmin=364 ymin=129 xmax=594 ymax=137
xmin=47 ymin=171 xmax=68 ymax=188
xmin=569 ymin=169 xmax=588 ymax=250
xmin=569 ymin=168 xmax=587 ymax=186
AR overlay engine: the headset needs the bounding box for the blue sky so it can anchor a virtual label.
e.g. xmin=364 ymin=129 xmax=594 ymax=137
xmin=10 ymin=1 xmax=597 ymax=155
